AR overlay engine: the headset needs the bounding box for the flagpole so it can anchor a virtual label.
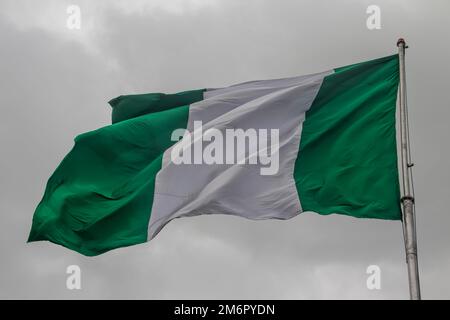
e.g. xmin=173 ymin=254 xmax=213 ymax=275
xmin=397 ymin=38 xmax=421 ymax=300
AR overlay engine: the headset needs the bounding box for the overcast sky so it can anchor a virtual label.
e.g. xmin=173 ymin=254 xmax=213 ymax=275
xmin=0 ymin=0 xmax=449 ymax=299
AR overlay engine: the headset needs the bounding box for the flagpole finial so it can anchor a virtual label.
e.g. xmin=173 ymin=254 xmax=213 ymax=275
xmin=397 ymin=38 xmax=406 ymax=47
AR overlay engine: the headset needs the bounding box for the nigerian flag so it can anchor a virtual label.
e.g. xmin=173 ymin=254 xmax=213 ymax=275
xmin=28 ymin=55 xmax=401 ymax=256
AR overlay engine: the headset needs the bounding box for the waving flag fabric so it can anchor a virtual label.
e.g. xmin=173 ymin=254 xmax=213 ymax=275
xmin=28 ymin=55 xmax=401 ymax=256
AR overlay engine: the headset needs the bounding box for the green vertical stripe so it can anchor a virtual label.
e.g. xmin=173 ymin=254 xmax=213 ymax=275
xmin=28 ymin=89 xmax=204 ymax=256
xmin=109 ymin=89 xmax=205 ymax=123
xmin=294 ymin=55 xmax=401 ymax=220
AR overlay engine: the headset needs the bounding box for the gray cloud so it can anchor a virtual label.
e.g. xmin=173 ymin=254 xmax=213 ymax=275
xmin=0 ymin=0 xmax=449 ymax=299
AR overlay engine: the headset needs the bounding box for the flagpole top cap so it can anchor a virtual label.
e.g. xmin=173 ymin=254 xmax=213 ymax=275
xmin=397 ymin=38 xmax=406 ymax=47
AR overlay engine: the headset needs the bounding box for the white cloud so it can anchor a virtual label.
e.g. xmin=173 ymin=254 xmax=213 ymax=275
xmin=108 ymin=0 xmax=218 ymax=16
xmin=0 ymin=0 xmax=219 ymax=71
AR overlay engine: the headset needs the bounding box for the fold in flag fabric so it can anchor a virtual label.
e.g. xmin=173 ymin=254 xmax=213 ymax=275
xmin=28 ymin=55 xmax=402 ymax=256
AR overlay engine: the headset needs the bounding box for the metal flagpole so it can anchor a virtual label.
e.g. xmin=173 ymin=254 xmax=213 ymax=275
xmin=397 ymin=38 xmax=421 ymax=300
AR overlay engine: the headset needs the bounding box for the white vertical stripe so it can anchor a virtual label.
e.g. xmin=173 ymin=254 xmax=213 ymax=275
xmin=148 ymin=70 xmax=332 ymax=239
